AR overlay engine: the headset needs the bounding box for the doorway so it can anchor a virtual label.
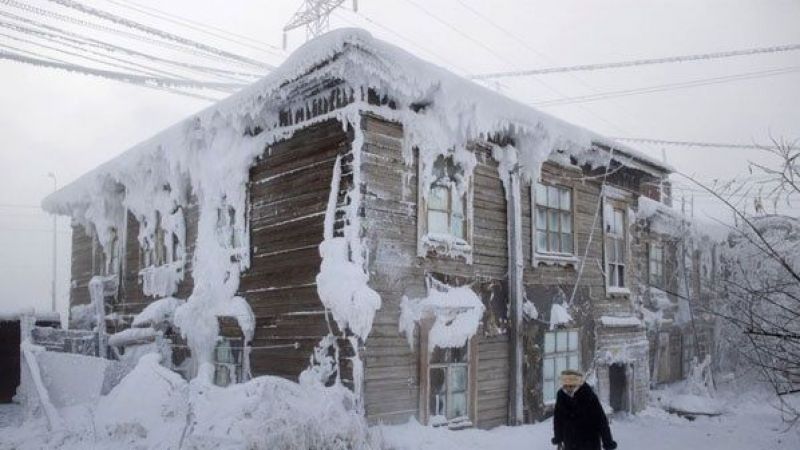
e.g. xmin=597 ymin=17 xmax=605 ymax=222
xmin=609 ymin=363 xmax=628 ymax=412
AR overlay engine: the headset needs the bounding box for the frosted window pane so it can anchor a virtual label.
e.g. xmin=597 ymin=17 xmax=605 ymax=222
xmin=429 ymin=367 xmax=446 ymax=416
xmin=556 ymin=331 xmax=567 ymax=352
xmin=449 ymin=365 xmax=467 ymax=392
xmin=428 ymin=211 xmax=449 ymax=234
xmin=537 ymin=232 xmax=548 ymax=252
xmin=543 ymin=358 xmax=555 ymax=380
xmin=548 ymin=186 xmax=560 ymax=208
xmin=556 ymin=356 xmax=567 ymax=375
xmin=544 ymin=380 xmax=555 ymax=402
xmin=614 ymin=210 xmax=624 ymax=234
xmin=449 ymin=392 xmax=467 ymax=419
xmin=429 ymin=186 xmax=449 ymax=210
xmin=562 ymin=234 xmax=573 ymax=254
xmin=452 ymin=192 xmax=464 ymax=215
xmin=548 ymin=210 xmax=559 ymax=230
xmin=568 ymin=355 xmax=579 ymax=370
xmin=561 ymin=212 xmax=572 ymax=233
xmin=544 ymin=332 xmax=555 ymax=353
xmin=535 ymin=183 xmax=547 ymax=206
xmin=549 ymin=232 xmax=559 ymax=252
xmin=559 ymin=188 xmax=571 ymax=210
xmin=451 ymin=216 xmax=464 ymax=239
xmin=536 ymin=207 xmax=547 ymax=230
xmin=569 ymin=331 xmax=578 ymax=350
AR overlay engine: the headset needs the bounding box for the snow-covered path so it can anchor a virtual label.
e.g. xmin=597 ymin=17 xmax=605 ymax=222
xmin=379 ymin=403 xmax=799 ymax=450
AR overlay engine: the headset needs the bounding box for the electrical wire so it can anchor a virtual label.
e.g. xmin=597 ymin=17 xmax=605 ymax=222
xmin=102 ymin=0 xmax=285 ymax=57
xmin=0 ymin=49 xmax=226 ymax=100
xmin=0 ymin=9 xmax=263 ymax=82
xmin=534 ymin=66 xmax=800 ymax=107
xmin=45 ymin=0 xmax=272 ymax=69
xmin=472 ymin=43 xmax=800 ymax=80
xmin=612 ymin=137 xmax=798 ymax=151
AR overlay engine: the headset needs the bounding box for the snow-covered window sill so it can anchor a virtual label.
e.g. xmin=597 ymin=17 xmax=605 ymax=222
xmin=606 ymin=286 xmax=631 ymax=297
xmin=420 ymin=233 xmax=473 ymax=262
xmin=534 ymin=253 xmax=579 ymax=268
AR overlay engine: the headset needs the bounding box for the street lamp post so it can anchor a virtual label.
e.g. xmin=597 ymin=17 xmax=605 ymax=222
xmin=47 ymin=172 xmax=57 ymax=313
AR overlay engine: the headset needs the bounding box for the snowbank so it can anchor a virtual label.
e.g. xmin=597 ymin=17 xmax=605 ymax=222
xmin=399 ymin=284 xmax=484 ymax=351
xmin=95 ymin=353 xmax=189 ymax=448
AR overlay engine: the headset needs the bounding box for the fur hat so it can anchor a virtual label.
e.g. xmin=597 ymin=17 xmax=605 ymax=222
xmin=560 ymin=369 xmax=584 ymax=385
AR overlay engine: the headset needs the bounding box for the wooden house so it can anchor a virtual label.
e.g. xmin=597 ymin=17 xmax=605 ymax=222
xmin=43 ymin=29 xmax=693 ymax=429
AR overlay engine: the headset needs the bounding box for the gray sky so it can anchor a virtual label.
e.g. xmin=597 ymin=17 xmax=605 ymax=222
xmin=1 ymin=0 xmax=798 ymax=319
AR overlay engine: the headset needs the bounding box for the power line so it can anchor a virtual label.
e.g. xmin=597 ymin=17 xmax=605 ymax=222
xmin=102 ymin=0 xmax=285 ymax=57
xmin=534 ymin=66 xmax=800 ymax=107
xmin=0 ymin=10 xmax=262 ymax=82
xmin=43 ymin=0 xmax=273 ymax=69
xmin=399 ymin=0 xmax=639 ymax=138
xmin=472 ymin=43 xmax=800 ymax=80
xmin=613 ymin=137 xmax=799 ymax=151
xmin=0 ymin=49 xmax=228 ymax=100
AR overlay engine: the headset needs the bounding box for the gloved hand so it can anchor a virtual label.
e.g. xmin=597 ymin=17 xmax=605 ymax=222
xmin=603 ymin=440 xmax=618 ymax=450
xmin=551 ymin=437 xmax=561 ymax=446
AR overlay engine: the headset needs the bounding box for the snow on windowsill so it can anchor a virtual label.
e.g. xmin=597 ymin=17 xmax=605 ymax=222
xmin=606 ymin=286 xmax=631 ymax=297
xmin=599 ymin=315 xmax=643 ymax=328
xmin=534 ymin=252 xmax=579 ymax=267
xmin=420 ymin=233 xmax=473 ymax=263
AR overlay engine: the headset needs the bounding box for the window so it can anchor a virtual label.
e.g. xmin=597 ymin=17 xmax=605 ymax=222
xmin=428 ymin=344 xmax=469 ymax=425
xmin=605 ymin=207 xmax=626 ymax=288
xmin=649 ymin=243 xmax=664 ymax=287
xmin=535 ymin=182 xmax=573 ymax=254
xmin=213 ymin=337 xmax=243 ymax=387
xmin=426 ymin=156 xmax=467 ymax=241
xmin=543 ymin=329 xmax=580 ymax=404
xmin=428 ymin=183 xmax=466 ymax=240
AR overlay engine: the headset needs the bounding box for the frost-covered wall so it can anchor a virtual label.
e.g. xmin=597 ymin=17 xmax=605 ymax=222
xmin=43 ymin=29 xmax=671 ymax=403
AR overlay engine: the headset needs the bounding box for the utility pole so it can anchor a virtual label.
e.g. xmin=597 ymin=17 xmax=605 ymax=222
xmin=283 ymin=0 xmax=357 ymax=49
xmin=47 ymin=172 xmax=57 ymax=313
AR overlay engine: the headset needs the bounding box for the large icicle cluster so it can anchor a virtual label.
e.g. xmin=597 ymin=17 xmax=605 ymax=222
xmin=43 ymin=28 xmax=670 ymax=382
xmin=399 ymin=283 xmax=485 ymax=351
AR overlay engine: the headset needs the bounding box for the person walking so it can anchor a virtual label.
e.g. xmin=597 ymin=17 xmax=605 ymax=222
xmin=551 ymin=369 xmax=617 ymax=450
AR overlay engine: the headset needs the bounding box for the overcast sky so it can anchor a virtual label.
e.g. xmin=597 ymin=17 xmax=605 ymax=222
xmin=1 ymin=0 xmax=798 ymax=319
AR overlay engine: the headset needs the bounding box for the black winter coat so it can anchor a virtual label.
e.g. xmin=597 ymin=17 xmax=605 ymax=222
xmin=552 ymin=383 xmax=616 ymax=450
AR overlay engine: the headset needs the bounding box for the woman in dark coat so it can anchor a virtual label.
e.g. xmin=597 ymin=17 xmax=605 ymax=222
xmin=551 ymin=370 xmax=617 ymax=450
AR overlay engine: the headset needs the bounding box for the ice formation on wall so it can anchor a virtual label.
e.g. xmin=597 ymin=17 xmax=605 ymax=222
xmin=399 ymin=283 xmax=485 ymax=351
xmin=549 ymin=303 xmax=573 ymax=330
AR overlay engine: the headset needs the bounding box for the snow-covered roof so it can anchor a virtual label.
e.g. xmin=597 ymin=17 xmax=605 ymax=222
xmin=42 ymin=28 xmax=668 ymax=213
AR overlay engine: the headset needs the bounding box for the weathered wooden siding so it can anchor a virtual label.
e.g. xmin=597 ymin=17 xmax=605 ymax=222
xmin=360 ymin=113 xmax=511 ymax=428
xmin=69 ymin=224 xmax=95 ymax=309
xmin=241 ymin=118 xmax=354 ymax=383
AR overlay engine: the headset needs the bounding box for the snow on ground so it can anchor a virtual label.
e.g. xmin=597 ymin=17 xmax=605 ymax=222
xmin=1 ymin=373 xmax=798 ymax=449
xmin=379 ymin=398 xmax=799 ymax=450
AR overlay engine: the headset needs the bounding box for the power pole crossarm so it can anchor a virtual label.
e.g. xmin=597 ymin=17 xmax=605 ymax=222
xmin=283 ymin=0 xmax=355 ymax=49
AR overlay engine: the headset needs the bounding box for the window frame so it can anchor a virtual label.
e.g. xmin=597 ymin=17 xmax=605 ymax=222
xmin=604 ymin=200 xmax=628 ymax=293
xmin=533 ymin=181 xmax=575 ymax=257
xmin=648 ymin=242 xmax=665 ymax=288
xmin=418 ymin=317 xmax=478 ymax=427
xmin=428 ymin=346 xmax=470 ymax=424
xmin=417 ymin=154 xmax=474 ymax=260
xmin=542 ymin=328 xmax=581 ymax=405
